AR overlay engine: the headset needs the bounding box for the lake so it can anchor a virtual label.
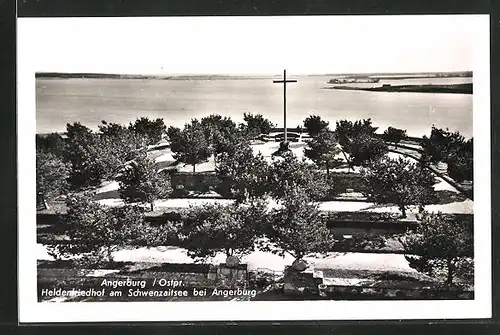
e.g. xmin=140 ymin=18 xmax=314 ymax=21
xmin=36 ymin=76 xmax=473 ymax=138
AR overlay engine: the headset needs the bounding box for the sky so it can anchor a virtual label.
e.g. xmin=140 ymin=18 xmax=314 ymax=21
xmin=18 ymin=15 xmax=483 ymax=75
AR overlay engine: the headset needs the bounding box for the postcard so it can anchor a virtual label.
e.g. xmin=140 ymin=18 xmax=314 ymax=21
xmin=17 ymin=14 xmax=491 ymax=322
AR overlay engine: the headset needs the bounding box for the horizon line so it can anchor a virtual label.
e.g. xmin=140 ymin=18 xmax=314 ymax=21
xmin=35 ymin=70 xmax=473 ymax=77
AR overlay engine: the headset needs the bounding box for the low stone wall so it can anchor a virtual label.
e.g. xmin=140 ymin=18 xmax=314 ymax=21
xmin=283 ymin=266 xmax=324 ymax=296
xmin=319 ymin=285 xmax=473 ymax=300
xmin=325 ymin=173 xmax=369 ymax=197
xmin=170 ymin=172 xmax=220 ymax=193
xmin=282 ymin=265 xmax=473 ymax=300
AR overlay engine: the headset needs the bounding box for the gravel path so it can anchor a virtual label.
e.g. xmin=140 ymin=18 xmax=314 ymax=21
xmin=96 ymin=197 xmax=473 ymax=214
xmin=36 ymin=243 xmax=417 ymax=274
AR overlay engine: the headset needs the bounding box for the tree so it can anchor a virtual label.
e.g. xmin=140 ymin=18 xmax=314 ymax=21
xmin=400 ymin=212 xmax=473 ymax=285
xmin=383 ymin=127 xmax=407 ymax=148
xmin=335 ymin=119 xmax=386 ymax=172
xmin=128 ymin=117 xmax=166 ymax=145
xmin=303 ymin=130 xmax=343 ymax=176
xmin=201 ymin=114 xmax=242 ymax=165
xmin=216 ymin=143 xmax=269 ymax=203
xmin=420 ymin=127 xmax=467 ymax=164
xmin=64 ymin=121 xmax=146 ymax=189
xmin=446 ymin=137 xmax=473 ymax=182
xmin=36 ymin=132 xmax=66 ymax=158
xmin=268 ymin=151 xmax=328 ymax=201
xmin=116 ymin=154 xmax=172 ymax=211
xmin=99 ymin=121 xmax=148 ymax=164
xmin=64 ymin=122 xmax=109 ymax=188
xmin=447 ymin=151 xmax=473 ymax=182
xmin=36 ymin=151 xmax=71 ymax=199
xmin=47 ymin=193 xmax=147 ymax=264
xmin=362 ymin=157 xmax=437 ymax=217
xmin=180 ymin=201 xmax=267 ymax=260
xmin=241 ymin=113 xmax=274 ymax=138
xmin=66 ymin=121 xmax=93 ymax=140
xmin=98 ymin=120 xmax=128 ymax=137
xmin=167 ymin=119 xmax=212 ymax=172
xmin=335 ymin=118 xmax=378 ymax=147
xmin=348 ymin=133 xmax=388 ymax=168
xmin=420 ymin=128 xmax=473 ymax=183
xmin=201 ymin=114 xmax=238 ymax=145
xmin=261 ymin=187 xmax=334 ymax=261
xmin=303 ymin=115 xmax=330 ymax=137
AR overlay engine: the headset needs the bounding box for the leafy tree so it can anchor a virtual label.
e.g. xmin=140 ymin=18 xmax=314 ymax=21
xmin=303 ymin=115 xmax=330 ymax=137
xmin=180 ymin=201 xmax=267 ymax=260
xmin=335 ymin=118 xmax=378 ymax=147
xmin=64 ymin=121 xmax=146 ymax=189
xmin=110 ymin=206 xmax=177 ymax=248
xmin=166 ymin=126 xmax=182 ymax=147
xmin=400 ymin=212 xmax=473 ymax=285
xmin=447 ymin=151 xmax=473 ymax=182
xmin=261 ymin=187 xmax=334 ymax=260
xmin=212 ymin=129 xmax=247 ymax=160
xmin=446 ymin=137 xmax=473 ymax=182
xmin=216 ymin=143 xmax=269 ymax=203
xmin=465 ymin=137 xmax=473 ymax=153
xmin=201 ymin=114 xmax=238 ymax=143
xmin=66 ymin=121 xmax=93 ymax=140
xmin=383 ymin=127 xmax=407 ymax=148
xmin=268 ymin=151 xmax=328 ymax=201
xmin=116 ymin=154 xmax=172 ymax=211
xmin=201 ymin=114 xmax=243 ymax=165
xmin=36 ymin=151 xmax=71 ymax=199
xmin=128 ymin=117 xmax=166 ymax=145
xmin=99 ymin=122 xmax=148 ymax=164
xmin=167 ymin=119 xmax=212 ymax=172
xmin=335 ymin=119 xmax=385 ymax=172
xmin=47 ymin=193 xmax=147 ymax=264
xmin=303 ymin=130 xmax=343 ymax=176
xmin=348 ymin=133 xmax=388 ymax=168
xmin=241 ymin=113 xmax=274 ymax=138
xmin=362 ymin=157 xmax=437 ymax=217
xmin=420 ymin=127 xmax=467 ymax=164
xmin=420 ymin=128 xmax=473 ymax=183
xmin=98 ymin=120 xmax=128 ymax=137
xmin=36 ymin=133 xmax=66 ymax=158
xmin=64 ymin=122 xmax=109 ymax=188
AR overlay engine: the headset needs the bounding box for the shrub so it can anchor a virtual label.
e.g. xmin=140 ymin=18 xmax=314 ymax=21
xmin=400 ymin=212 xmax=473 ymax=285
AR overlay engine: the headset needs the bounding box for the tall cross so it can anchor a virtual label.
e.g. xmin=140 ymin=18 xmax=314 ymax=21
xmin=273 ymin=69 xmax=297 ymax=143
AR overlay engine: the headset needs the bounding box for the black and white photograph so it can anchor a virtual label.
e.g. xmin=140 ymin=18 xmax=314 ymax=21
xmin=17 ymin=15 xmax=491 ymax=322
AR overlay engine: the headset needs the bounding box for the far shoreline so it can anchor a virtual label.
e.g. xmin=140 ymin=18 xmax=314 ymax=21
xmin=324 ymin=83 xmax=472 ymax=95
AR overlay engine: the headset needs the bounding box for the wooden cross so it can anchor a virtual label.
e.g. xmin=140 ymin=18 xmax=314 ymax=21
xmin=273 ymin=69 xmax=297 ymax=143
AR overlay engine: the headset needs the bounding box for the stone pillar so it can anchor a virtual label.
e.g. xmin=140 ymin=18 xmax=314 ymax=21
xmin=216 ymin=256 xmax=247 ymax=288
xmin=283 ymin=260 xmax=324 ymax=297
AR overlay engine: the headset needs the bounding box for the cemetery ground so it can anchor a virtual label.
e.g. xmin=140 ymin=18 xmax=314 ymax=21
xmin=36 ymin=134 xmax=474 ymax=302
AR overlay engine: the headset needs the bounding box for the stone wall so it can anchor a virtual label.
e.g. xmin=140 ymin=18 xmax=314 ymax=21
xmin=325 ymin=173 xmax=369 ymax=197
xmin=319 ymin=285 xmax=473 ymax=300
xmin=170 ymin=172 xmax=220 ymax=194
xmin=281 ymin=265 xmax=473 ymax=300
xmin=283 ymin=266 xmax=324 ymax=296
xmin=215 ymin=264 xmax=248 ymax=288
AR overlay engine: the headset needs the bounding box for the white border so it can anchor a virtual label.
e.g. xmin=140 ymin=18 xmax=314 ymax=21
xmin=18 ymin=15 xmax=491 ymax=323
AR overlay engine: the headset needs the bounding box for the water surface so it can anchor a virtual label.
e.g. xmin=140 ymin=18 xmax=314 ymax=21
xmin=36 ymin=76 xmax=473 ymax=138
